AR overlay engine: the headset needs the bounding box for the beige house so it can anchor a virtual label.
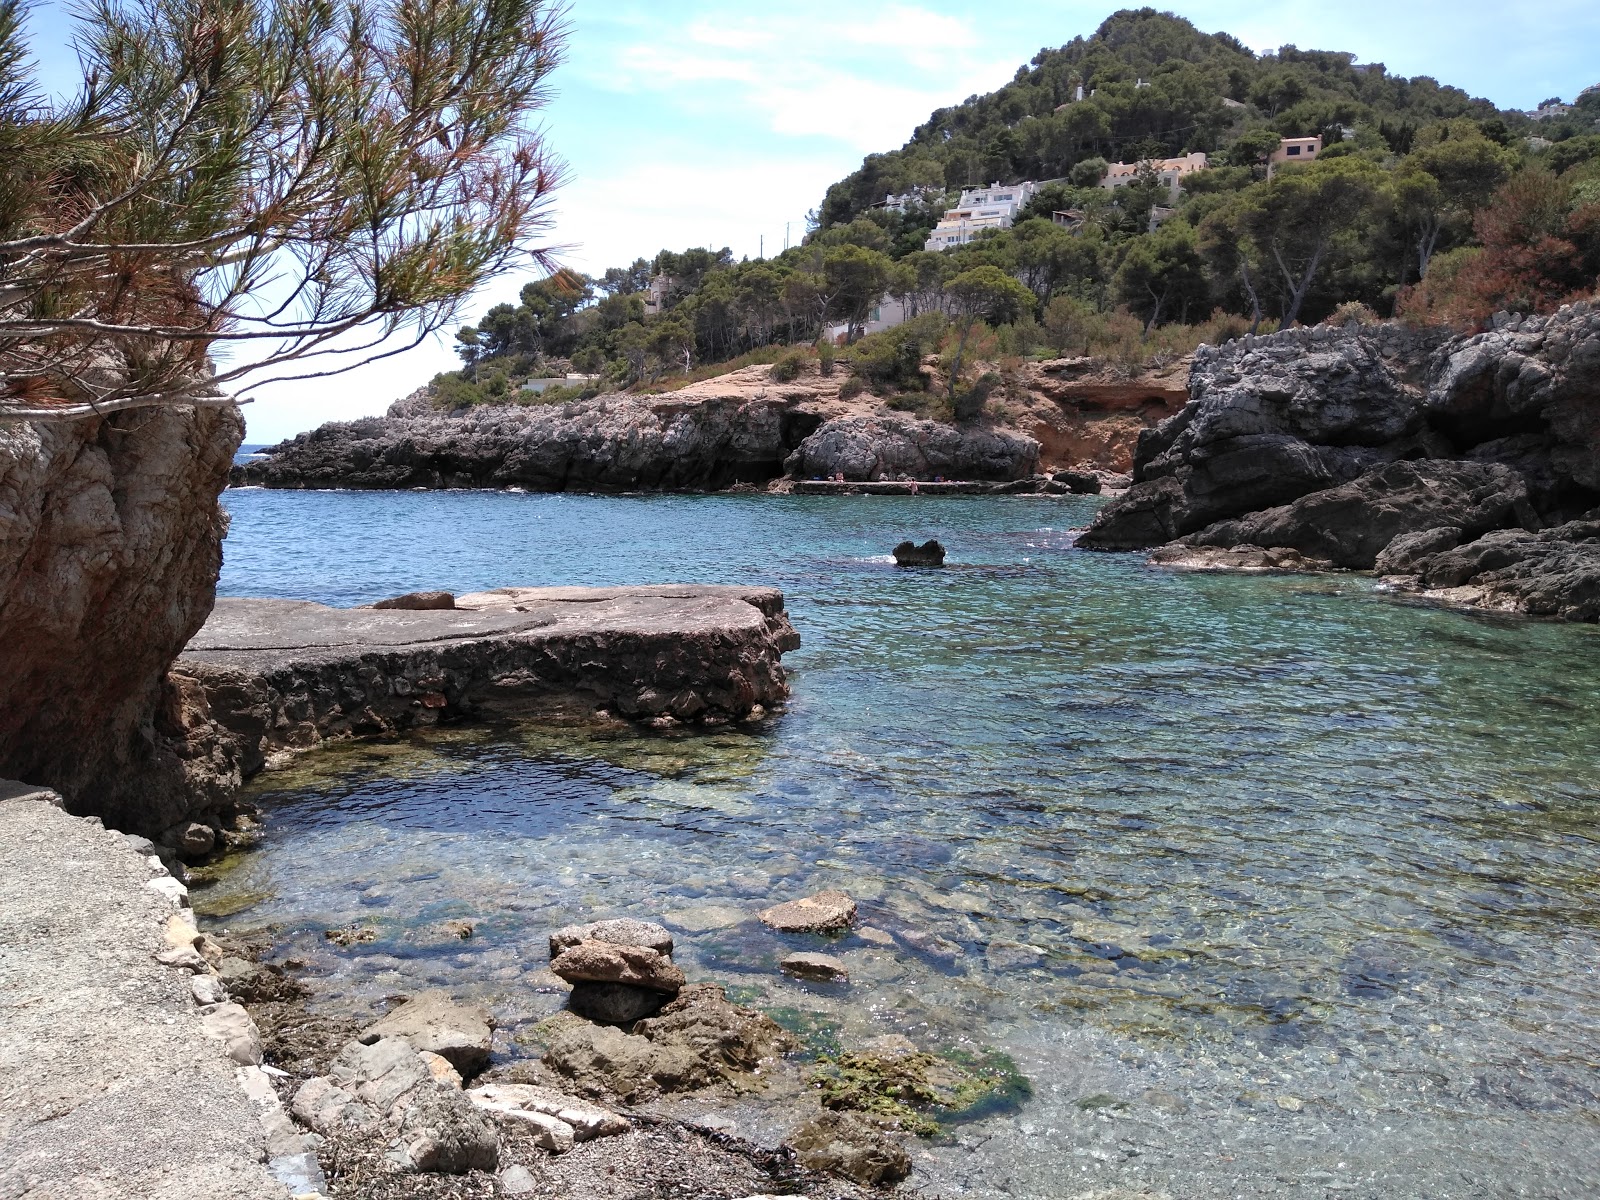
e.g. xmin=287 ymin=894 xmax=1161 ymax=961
xmin=1100 ymin=152 xmax=1209 ymax=199
xmin=1268 ymin=136 xmax=1323 ymax=177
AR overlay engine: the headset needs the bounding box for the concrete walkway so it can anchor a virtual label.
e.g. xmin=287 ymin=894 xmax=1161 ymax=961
xmin=0 ymin=783 xmax=286 ymax=1200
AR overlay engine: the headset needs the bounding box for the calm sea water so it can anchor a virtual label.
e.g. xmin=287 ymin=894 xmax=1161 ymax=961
xmin=206 ymin=487 xmax=1600 ymax=1199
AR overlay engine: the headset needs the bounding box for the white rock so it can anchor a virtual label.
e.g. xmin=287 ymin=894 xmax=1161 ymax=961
xmin=499 ymin=1164 xmax=537 ymax=1195
xmin=418 ymin=1050 xmax=463 ymax=1090
xmin=192 ymin=974 xmax=227 ymax=1005
xmin=200 ymin=1002 xmax=263 ymax=1066
xmin=499 ymin=1108 xmax=575 ymax=1153
xmin=468 ymin=1083 xmax=628 ymax=1141
xmin=145 ymin=875 xmax=189 ymax=909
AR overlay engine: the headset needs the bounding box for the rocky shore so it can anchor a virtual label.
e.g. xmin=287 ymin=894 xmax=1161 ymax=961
xmin=1078 ymin=305 xmax=1600 ymax=622
xmin=232 ymin=355 xmax=1188 ymax=493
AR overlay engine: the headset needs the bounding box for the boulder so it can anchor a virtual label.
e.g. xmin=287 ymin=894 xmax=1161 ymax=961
xmin=758 ymin=890 xmax=858 ymax=934
xmin=781 ymin=952 xmax=850 ymax=982
xmin=1382 ymin=516 xmax=1600 ymax=621
xmin=1373 ymin=526 xmax=1464 ymax=575
xmin=371 ymin=590 xmax=456 ymax=611
xmin=164 ymin=820 xmax=216 ymax=860
xmin=549 ymin=918 xmax=674 ymax=958
xmin=467 ymin=1083 xmax=629 ymax=1142
xmin=787 ymin=414 xmax=1039 ymax=482
xmin=892 ymin=539 xmax=946 ymax=567
xmin=788 ymin=1110 xmax=911 ymax=1187
xmin=362 ymin=991 xmax=494 ymax=1078
xmin=1053 ymin=468 xmax=1103 ymax=495
xmin=549 ymin=940 xmax=685 ymax=994
xmin=1181 ymin=460 xmax=1538 ymax=570
xmin=568 ymin=981 xmax=667 ymax=1025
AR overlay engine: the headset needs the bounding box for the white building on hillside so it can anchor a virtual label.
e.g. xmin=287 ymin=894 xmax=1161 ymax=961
xmin=924 ymin=181 xmax=1041 ymax=251
xmin=876 ymin=186 xmax=944 ymax=213
xmin=1100 ymin=152 xmax=1209 ymax=199
xmin=825 ymin=296 xmax=909 ymax=345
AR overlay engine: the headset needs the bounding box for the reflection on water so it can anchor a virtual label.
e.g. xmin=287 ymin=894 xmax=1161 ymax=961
xmin=204 ymin=489 xmax=1600 ymax=1198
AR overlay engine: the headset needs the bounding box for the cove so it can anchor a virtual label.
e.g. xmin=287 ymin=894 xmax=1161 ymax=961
xmin=201 ymin=488 xmax=1600 ymax=1199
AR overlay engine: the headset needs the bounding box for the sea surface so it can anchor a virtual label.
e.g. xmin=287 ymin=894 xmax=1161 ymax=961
xmin=205 ymin=487 xmax=1600 ymax=1199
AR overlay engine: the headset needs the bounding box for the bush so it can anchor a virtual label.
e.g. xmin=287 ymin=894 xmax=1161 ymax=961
xmin=838 ymin=376 xmax=868 ymax=400
xmin=845 ymin=313 xmax=946 ymax=392
xmin=770 ymin=349 xmax=809 ymax=382
xmin=954 ymin=371 xmax=1001 ymax=422
xmin=1325 ymin=300 xmax=1381 ymax=327
xmin=817 ymin=340 xmax=837 ymax=377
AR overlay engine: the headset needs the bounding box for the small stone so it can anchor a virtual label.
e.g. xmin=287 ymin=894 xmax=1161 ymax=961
xmin=549 ymin=918 xmax=673 ymax=958
xmin=324 ymin=923 xmax=378 ymax=947
xmin=896 ymin=927 xmax=962 ymax=963
xmin=1276 ymin=1095 xmax=1305 ymax=1112
xmin=499 ymin=1164 xmax=537 ymax=1195
xmin=550 ymin=941 xmax=685 ymax=994
xmin=501 ymin=1108 xmax=575 ymax=1153
xmin=191 ymin=974 xmax=227 ymax=1005
xmin=984 ymin=939 xmax=1045 ymax=971
xmin=166 ymin=821 xmax=216 ymax=860
xmin=419 ymin=1051 xmax=464 ymax=1089
xmin=200 ymin=1002 xmax=263 ymax=1066
xmin=363 ymin=991 xmax=494 ymax=1078
xmin=468 ymin=1083 xmax=628 ymax=1142
xmin=758 ymin=890 xmax=857 ymax=934
xmin=781 ymin=952 xmax=849 ymax=982
xmin=662 ymin=905 xmax=747 ymax=933
xmin=568 ymin=981 xmax=666 ymax=1024
xmin=855 ymin=926 xmax=895 ymax=947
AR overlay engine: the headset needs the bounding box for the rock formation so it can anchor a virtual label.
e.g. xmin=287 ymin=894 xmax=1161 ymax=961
xmin=0 ymin=404 xmax=245 ymax=836
xmin=785 ymin=414 xmax=1038 ymax=482
xmin=893 ymin=539 xmax=946 ymax=567
xmin=1078 ymin=305 xmax=1600 ymax=621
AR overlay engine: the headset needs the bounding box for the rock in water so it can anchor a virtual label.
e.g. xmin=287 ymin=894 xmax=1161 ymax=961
xmin=362 ymin=991 xmax=494 ymax=1078
xmin=893 ymin=540 xmax=946 ymax=568
xmin=568 ymin=981 xmax=667 ymax=1024
xmin=371 ymin=590 xmax=456 ymax=611
xmin=781 ymin=952 xmax=849 ymax=982
xmin=1052 ymin=468 xmax=1103 ymax=495
xmin=550 ymin=940 xmax=686 ymax=994
xmin=758 ymin=890 xmax=858 ymax=934
xmin=788 ymin=1110 xmax=911 ymax=1187
xmin=549 ymin=918 xmax=674 ymax=958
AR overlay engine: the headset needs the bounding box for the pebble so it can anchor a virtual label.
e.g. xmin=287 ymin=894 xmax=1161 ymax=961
xmin=855 ymin=926 xmax=896 ymax=947
xmin=499 ymin=1164 xmax=536 ymax=1195
xmin=191 ymin=975 xmax=227 ymax=1005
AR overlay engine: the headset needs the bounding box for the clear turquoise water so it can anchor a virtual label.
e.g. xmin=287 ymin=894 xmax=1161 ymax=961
xmin=207 ymin=489 xmax=1600 ymax=1199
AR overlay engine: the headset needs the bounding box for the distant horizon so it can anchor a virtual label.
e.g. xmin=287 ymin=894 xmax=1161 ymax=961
xmin=19 ymin=0 xmax=1600 ymax=441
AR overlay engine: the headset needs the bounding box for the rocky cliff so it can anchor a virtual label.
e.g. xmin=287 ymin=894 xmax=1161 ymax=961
xmin=234 ymin=356 xmax=1189 ymax=492
xmin=1078 ymin=305 xmax=1600 ymax=620
xmin=0 ymin=405 xmax=246 ymax=838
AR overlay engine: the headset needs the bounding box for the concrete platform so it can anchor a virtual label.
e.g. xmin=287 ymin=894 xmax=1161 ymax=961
xmin=0 ymin=787 xmax=286 ymax=1200
xmin=172 ymin=585 xmax=800 ymax=783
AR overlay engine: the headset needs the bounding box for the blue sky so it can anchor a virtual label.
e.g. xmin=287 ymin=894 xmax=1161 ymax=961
xmin=21 ymin=0 xmax=1600 ymax=441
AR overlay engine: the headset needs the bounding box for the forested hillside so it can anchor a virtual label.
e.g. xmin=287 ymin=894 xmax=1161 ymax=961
xmin=435 ymin=9 xmax=1600 ymax=413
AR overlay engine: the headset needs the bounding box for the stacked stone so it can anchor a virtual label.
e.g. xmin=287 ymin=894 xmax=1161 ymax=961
xmin=549 ymin=918 xmax=684 ymax=1024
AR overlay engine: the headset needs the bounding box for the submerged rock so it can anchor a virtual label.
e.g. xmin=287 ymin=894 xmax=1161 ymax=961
xmin=808 ymin=1045 xmax=1031 ymax=1138
xmin=893 ymin=540 xmax=947 ymax=568
xmin=758 ymin=890 xmax=858 ymax=934
xmin=362 ymin=991 xmax=494 ymax=1078
xmin=788 ymin=1109 xmax=912 ymax=1187
xmin=781 ymin=952 xmax=850 ymax=982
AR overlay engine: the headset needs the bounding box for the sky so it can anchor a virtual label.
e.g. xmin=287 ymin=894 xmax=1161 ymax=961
xmin=20 ymin=0 xmax=1600 ymax=442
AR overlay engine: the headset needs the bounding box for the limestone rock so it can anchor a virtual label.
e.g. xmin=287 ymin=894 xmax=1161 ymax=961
xmin=787 ymin=414 xmax=1039 ymax=482
xmin=390 ymin=1079 xmax=501 ymax=1173
xmin=200 ymin=1002 xmax=263 ymax=1066
xmin=549 ymin=917 xmax=674 ymax=958
xmin=893 ymin=539 xmax=946 ymax=567
xmin=363 ymin=991 xmax=494 ymax=1078
xmin=1053 ymin=468 xmax=1103 ymax=494
xmin=0 ymin=403 xmax=245 ymax=835
xmin=468 ymin=1083 xmax=629 ymax=1142
xmin=781 ymin=952 xmax=850 ymax=982
xmin=165 ymin=820 xmax=216 ymax=860
xmin=568 ymin=981 xmax=667 ymax=1024
xmin=419 ymin=1051 xmax=464 ymax=1089
xmin=1374 ymin=526 xmax=1464 ymax=575
xmin=372 ymin=590 xmax=455 ymax=611
xmin=788 ymin=1109 xmax=912 ymax=1187
xmin=1147 ymin=544 xmax=1333 ymax=573
xmin=1381 ymin=516 xmax=1600 ymax=620
xmin=758 ymin=890 xmax=857 ymax=934
xmin=550 ymin=940 xmax=685 ymax=994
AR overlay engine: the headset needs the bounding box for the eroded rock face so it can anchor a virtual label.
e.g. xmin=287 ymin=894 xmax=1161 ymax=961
xmin=786 ymin=415 xmax=1039 ymax=482
xmin=234 ymin=394 xmax=824 ymax=492
xmin=1380 ymin=515 xmax=1600 ymax=621
xmin=0 ymin=404 xmax=245 ymax=835
xmin=1182 ymin=460 xmax=1539 ymax=569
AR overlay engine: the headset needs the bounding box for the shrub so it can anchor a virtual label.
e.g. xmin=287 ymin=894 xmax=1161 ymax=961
xmin=817 ymin=340 xmax=837 ymax=377
xmin=770 ymin=349 xmax=809 ymax=382
xmin=838 ymin=376 xmax=868 ymax=400
xmin=954 ymin=371 xmax=1001 ymax=422
xmin=845 ymin=313 xmax=946 ymax=392
xmin=1326 ymin=300 xmax=1381 ymax=327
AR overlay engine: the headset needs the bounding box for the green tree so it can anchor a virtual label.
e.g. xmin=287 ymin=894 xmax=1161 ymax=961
xmin=943 ymin=265 xmax=1034 ymax=402
xmin=822 ymin=244 xmax=894 ymax=341
xmin=1114 ymin=221 xmax=1208 ymax=329
xmin=0 ymin=0 xmax=568 ymax=418
xmin=1238 ymin=157 xmax=1382 ymax=326
xmin=1392 ymin=123 xmax=1518 ymax=278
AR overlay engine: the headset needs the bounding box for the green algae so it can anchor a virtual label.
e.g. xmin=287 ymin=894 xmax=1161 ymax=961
xmin=808 ymin=1047 xmax=1031 ymax=1136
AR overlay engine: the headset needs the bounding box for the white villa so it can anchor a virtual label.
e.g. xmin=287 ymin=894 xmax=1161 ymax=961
xmin=924 ymin=181 xmax=1041 ymax=251
xmin=1100 ymin=152 xmax=1209 ymax=199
